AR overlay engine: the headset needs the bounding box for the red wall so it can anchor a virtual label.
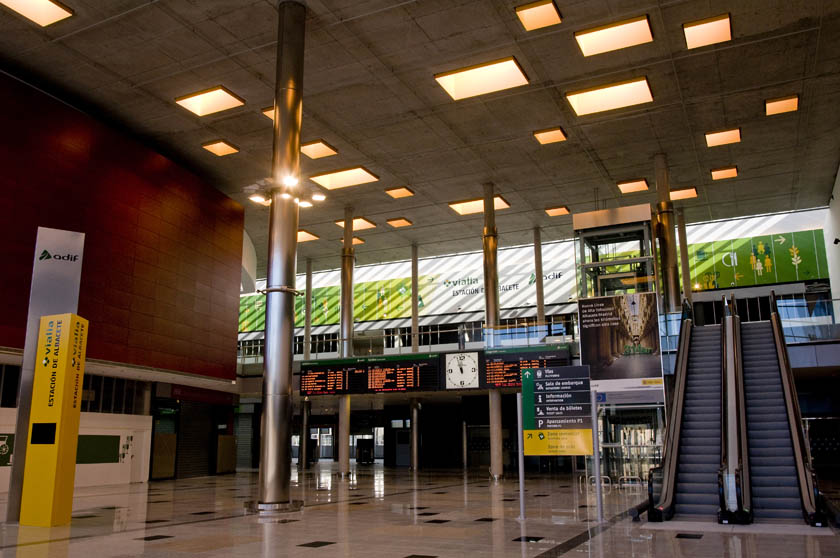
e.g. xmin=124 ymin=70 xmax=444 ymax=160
xmin=0 ymin=73 xmax=243 ymax=380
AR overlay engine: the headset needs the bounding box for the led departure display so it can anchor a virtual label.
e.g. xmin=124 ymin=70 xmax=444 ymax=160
xmin=482 ymin=345 xmax=571 ymax=388
xmin=300 ymin=354 xmax=441 ymax=395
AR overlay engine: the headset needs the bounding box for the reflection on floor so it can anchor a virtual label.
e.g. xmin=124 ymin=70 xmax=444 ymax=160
xmin=0 ymin=463 xmax=836 ymax=557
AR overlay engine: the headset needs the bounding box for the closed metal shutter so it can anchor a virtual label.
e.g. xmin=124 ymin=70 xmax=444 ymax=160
xmin=176 ymin=401 xmax=213 ymax=478
xmin=235 ymin=413 xmax=254 ymax=469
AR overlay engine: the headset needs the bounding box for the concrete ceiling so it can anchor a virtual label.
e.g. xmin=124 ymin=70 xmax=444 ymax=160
xmin=2 ymin=0 xmax=840 ymax=276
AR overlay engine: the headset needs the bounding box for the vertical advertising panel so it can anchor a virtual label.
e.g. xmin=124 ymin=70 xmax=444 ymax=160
xmin=20 ymin=313 xmax=88 ymax=527
xmin=578 ymin=293 xmax=663 ymax=392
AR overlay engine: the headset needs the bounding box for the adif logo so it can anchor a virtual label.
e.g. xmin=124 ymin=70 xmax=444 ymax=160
xmin=39 ymin=250 xmax=78 ymax=262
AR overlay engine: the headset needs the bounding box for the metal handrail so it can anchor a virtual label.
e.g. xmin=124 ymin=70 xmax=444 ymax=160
xmin=769 ymin=291 xmax=825 ymax=526
xmin=649 ymin=304 xmax=693 ymax=521
xmin=718 ymin=295 xmax=730 ymax=521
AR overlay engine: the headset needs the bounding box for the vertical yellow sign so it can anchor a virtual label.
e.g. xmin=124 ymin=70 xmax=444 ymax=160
xmin=20 ymin=314 xmax=88 ymax=527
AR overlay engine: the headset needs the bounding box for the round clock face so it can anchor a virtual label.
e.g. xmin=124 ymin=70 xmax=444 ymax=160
xmin=445 ymin=352 xmax=479 ymax=389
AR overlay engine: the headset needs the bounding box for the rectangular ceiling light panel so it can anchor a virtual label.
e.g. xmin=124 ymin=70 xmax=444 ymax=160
xmin=670 ymin=188 xmax=697 ymax=200
xmin=705 ymin=128 xmax=740 ymax=147
xmin=575 ymin=15 xmax=653 ymax=57
xmin=545 ymin=206 xmax=570 ymax=216
xmin=617 ymin=179 xmax=649 ymax=194
xmin=449 ymin=196 xmax=510 ymax=215
xmin=766 ymin=95 xmax=799 ymax=116
xmin=340 ymin=237 xmax=365 ymax=245
xmin=0 ymin=0 xmax=72 ymax=26
xmin=176 ymin=86 xmax=244 ymax=116
xmin=385 ymin=187 xmax=415 ymax=199
xmin=533 ymin=127 xmax=567 ymax=144
xmin=202 ymin=140 xmax=239 ymax=156
xmin=711 ymin=166 xmax=738 ymax=180
xmin=683 ymin=14 xmax=731 ymax=49
xmin=387 ymin=218 xmax=413 ymax=228
xmin=301 ymin=140 xmax=338 ymax=159
xmin=335 ymin=217 xmax=376 ymax=231
xmin=435 ymin=57 xmax=529 ymax=101
xmin=566 ymin=77 xmax=653 ymax=116
xmin=310 ymin=167 xmax=379 ymax=190
xmin=515 ymin=0 xmax=562 ymax=31
xmin=297 ymin=230 xmax=319 ymax=242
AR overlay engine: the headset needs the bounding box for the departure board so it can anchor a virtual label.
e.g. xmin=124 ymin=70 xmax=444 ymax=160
xmin=483 ymin=345 xmax=571 ymax=388
xmin=300 ymin=354 xmax=441 ymax=395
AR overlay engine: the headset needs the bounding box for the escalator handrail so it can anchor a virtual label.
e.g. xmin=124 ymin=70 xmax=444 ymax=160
xmin=649 ymin=314 xmax=693 ymax=520
xmin=718 ymin=295 xmax=730 ymax=518
xmin=769 ymin=291 xmax=822 ymax=525
xmin=730 ymin=296 xmax=752 ymax=523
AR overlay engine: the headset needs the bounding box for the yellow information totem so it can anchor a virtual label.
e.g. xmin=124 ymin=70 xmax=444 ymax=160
xmin=20 ymin=313 xmax=88 ymax=527
xmin=523 ymin=429 xmax=593 ymax=456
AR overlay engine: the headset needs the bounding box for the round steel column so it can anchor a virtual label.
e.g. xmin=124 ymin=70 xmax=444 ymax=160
xmin=299 ymin=398 xmax=311 ymax=469
xmin=411 ymin=243 xmax=419 ymax=352
xmin=410 ymin=399 xmax=420 ymax=470
xmin=482 ymin=182 xmax=503 ymax=481
xmin=655 ymin=154 xmax=680 ymax=312
xmin=533 ymin=227 xmax=545 ymax=326
xmin=340 ymin=206 xmax=354 ymax=359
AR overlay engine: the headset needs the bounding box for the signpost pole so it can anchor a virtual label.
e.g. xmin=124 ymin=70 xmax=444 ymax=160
xmin=590 ymin=389 xmax=604 ymax=523
xmin=516 ymin=392 xmax=526 ymax=521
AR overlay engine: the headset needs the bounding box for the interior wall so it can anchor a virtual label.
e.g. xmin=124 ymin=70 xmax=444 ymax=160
xmin=0 ymin=72 xmax=243 ymax=380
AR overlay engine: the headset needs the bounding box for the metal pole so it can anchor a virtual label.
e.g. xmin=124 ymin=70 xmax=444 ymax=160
xmin=340 ymin=206 xmax=354 ymax=358
xmin=676 ymin=208 xmax=692 ymax=304
xmin=462 ymin=419 xmax=468 ymax=469
xmin=410 ymin=399 xmax=420 ymax=470
xmin=590 ymin=390 xmax=603 ymax=524
xmin=338 ymin=394 xmax=350 ymax=476
xmin=516 ymin=392 xmax=526 ymax=521
xmin=300 ymin=398 xmax=310 ymax=469
xmin=304 ymin=258 xmax=312 ymax=359
xmin=655 ymin=154 xmax=680 ymax=312
xmin=533 ymin=227 xmax=545 ymax=326
xmin=483 ymin=182 xmax=504 ymax=481
xmin=257 ymin=0 xmax=305 ymax=512
xmin=411 ymin=243 xmax=419 ymax=353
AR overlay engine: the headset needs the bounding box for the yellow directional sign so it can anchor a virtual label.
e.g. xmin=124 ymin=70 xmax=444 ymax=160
xmin=20 ymin=314 xmax=88 ymax=527
xmin=522 ymin=367 xmax=593 ymax=456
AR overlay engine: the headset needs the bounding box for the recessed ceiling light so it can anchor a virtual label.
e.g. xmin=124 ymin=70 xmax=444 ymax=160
xmin=301 ymin=140 xmax=338 ymax=159
xmin=175 ymin=86 xmax=245 ymax=116
xmin=387 ymin=218 xmax=413 ymax=228
xmin=299 ymin=200 xmax=313 ymax=208
xmin=340 ymin=237 xmax=365 ymax=245
xmin=766 ymin=95 xmax=799 ymax=116
xmin=448 ymin=196 xmax=510 ymax=216
xmin=670 ymin=187 xmax=697 ymax=201
xmin=711 ymin=166 xmax=738 ymax=180
xmin=515 ymin=0 xmax=562 ymax=31
xmin=683 ymin=14 xmax=731 ymax=49
xmin=201 ymin=140 xmax=239 ymax=157
xmin=0 ymin=0 xmax=72 ymax=26
xmin=249 ymin=194 xmax=270 ymax=206
xmin=310 ymin=167 xmax=379 ymax=190
xmin=312 ymin=193 xmax=326 ymax=202
xmin=262 ymin=106 xmax=274 ymax=119
xmin=298 ymin=230 xmax=319 ymax=243
xmin=705 ymin=128 xmax=741 ymax=147
xmin=566 ymin=77 xmax=653 ymax=116
xmin=335 ymin=217 xmax=376 ymax=231
xmin=385 ymin=187 xmax=415 ymax=199
xmin=617 ymin=179 xmax=649 ymax=194
xmin=574 ymin=15 xmax=653 ymax=57
xmin=533 ymin=127 xmax=567 ymax=144
xmin=545 ymin=206 xmax=570 ymax=217
xmin=435 ymin=57 xmax=529 ymax=101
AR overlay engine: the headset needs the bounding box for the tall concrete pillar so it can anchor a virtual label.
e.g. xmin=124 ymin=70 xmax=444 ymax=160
xmin=340 ymin=205 xmax=354 ymax=358
xmin=257 ymin=0 xmax=305 ymax=511
xmin=410 ymin=399 xmax=420 ymax=470
xmin=533 ymin=227 xmax=546 ymax=325
xmin=304 ymin=258 xmax=312 ymax=359
xmin=676 ymin=208 xmax=692 ymax=304
xmin=655 ymin=154 xmax=680 ymax=312
xmin=300 ymin=398 xmax=311 ymax=469
xmin=411 ymin=243 xmax=419 ymax=352
xmin=338 ymin=394 xmax=351 ymax=476
xmin=482 ymin=182 xmax=503 ymax=481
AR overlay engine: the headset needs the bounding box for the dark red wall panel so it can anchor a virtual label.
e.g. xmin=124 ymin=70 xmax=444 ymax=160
xmin=0 ymin=73 xmax=243 ymax=380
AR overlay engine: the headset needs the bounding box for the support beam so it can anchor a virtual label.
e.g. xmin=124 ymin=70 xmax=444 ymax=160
xmin=257 ymin=0 xmax=305 ymax=511
xmin=655 ymin=154 xmax=680 ymax=312
xmin=411 ymin=243 xmax=419 ymax=352
xmin=338 ymin=394 xmax=350 ymax=476
xmin=300 ymin=398 xmax=311 ymax=469
xmin=533 ymin=227 xmax=545 ymax=326
xmin=410 ymin=399 xmax=420 ymax=470
xmin=676 ymin=208 xmax=692 ymax=304
xmin=304 ymin=258 xmax=312 ymax=359
xmin=340 ymin=206 xmax=354 ymax=359
xmin=482 ymin=182 xmax=503 ymax=481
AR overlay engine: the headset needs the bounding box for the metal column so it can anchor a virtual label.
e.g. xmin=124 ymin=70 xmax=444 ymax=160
xmin=304 ymin=258 xmax=312 ymax=359
xmin=338 ymin=394 xmax=350 ymax=476
xmin=340 ymin=205 xmax=354 ymax=358
xmin=655 ymin=154 xmax=680 ymax=312
xmin=257 ymin=0 xmax=305 ymax=512
xmin=533 ymin=227 xmax=545 ymax=326
xmin=676 ymin=208 xmax=692 ymax=304
xmin=483 ymin=182 xmax=503 ymax=481
xmin=410 ymin=399 xmax=420 ymax=470
xmin=411 ymin=243 xmax=419 ymax=352
xmin=300 ymin=398 xmax=310 ymax=470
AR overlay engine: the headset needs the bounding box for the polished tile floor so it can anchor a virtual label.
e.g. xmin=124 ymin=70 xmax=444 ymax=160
xmin=0 ymin=463 xmax=836 ymax=557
